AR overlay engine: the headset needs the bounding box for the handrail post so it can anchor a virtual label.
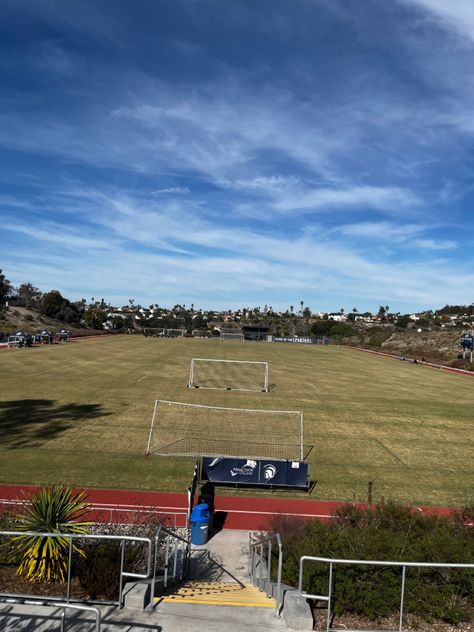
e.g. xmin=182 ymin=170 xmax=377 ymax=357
xmin=276 ymin=536 xmax=283 ymax=617
xmin=151 ymin=527 xmax=161 ymax=609
xmin=60 ymin=609 xmax=65 ymax=632
xmin=172 ymin=540 xmax=178 ymax=584
xmin=326 ymin=562 xmax=333 ymax=632
xmin=298 ymin=556 xmax=304 ymax=593
xmin=268 ymin=540 xmax=272 ymax=587
xmin=259 ymin=543 xmax=264 ymax=590
xmin=399 ymin=565 xmax=406 ymax=632
xmin=163 ymin=538 xmax=170 ymax=588
xmin=66 ymin=538 xmax=73 ymax=602
xmin=118 ymin=540 xmax=125 ymax=608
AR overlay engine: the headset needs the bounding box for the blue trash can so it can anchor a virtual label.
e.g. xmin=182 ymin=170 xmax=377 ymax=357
xmin=190 ymin=503 xmax=211 ymax=545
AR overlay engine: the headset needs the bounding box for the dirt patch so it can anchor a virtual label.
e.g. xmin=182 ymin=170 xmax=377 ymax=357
xmin=0 ymin=565 xmax=114 ymax=601
xmin=312 ymin=603 xmax=473 ymax=632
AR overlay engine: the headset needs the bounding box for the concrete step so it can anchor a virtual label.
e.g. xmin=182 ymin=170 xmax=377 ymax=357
xmin=156 ymin=581 xmax=276 ymax=608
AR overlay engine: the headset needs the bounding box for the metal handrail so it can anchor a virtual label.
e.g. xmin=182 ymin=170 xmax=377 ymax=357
xmin=151 ymin=525 xmax=190 ymax=607
xmin=0 ymin=596 xmax=101 ymax=631
xmin=0 ymin=529 xmax=153 ymax=608
xmin=298 ymin=555 xmax=474 ymax=632
xmin=249 ymin=532 xmax=282 ymax=616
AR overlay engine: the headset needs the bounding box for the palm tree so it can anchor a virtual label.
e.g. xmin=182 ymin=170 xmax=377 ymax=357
xmin=13 ymin=486 xmax=91 ymax=583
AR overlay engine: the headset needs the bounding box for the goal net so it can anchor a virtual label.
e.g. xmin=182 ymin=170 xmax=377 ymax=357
xmin=166 ymin=329 xmax=185 ymax=338
xmin=188 ymin=358 xmax=269 ymax=392
xmin=146 ymin=400 xmax=304 ymax=460
xmin=220 ymin=328 xmax=244 ymax=342
xmin=143 ymin=328 xmax=185 ymax=338
xmin=192 ymin=330 xmax=211 ymax=338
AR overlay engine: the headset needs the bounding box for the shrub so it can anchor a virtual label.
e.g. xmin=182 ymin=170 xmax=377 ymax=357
xmin=12 ymin=486 xmax=91 ymax=583
xmin=74 ymin=541 xmax=122 ymax=600
xmin=280 ymin=502 xmax=474 ymax=624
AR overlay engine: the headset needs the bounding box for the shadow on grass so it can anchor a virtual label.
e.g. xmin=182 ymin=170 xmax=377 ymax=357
xmin=0 ymin=399 xmax=111 ymax=449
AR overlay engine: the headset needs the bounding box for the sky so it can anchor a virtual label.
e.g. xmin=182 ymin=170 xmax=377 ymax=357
xmin=1 ymin=0 xmax=474 ymax=313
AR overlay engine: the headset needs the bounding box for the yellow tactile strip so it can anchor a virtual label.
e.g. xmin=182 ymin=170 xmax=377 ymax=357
xmin=156 ymin=581 xmax=276 ymax=608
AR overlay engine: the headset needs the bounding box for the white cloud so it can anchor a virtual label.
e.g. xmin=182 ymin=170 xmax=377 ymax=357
xmin=339 ymin=221 xmax=423 ymax=240
xmin=272 ymin=186 xmax=420 ymax=213
xmin=413 ymin=238 xmax=458 ymax=250
xmin=3 ymin=186 xmax=465 ymax=311
xmin=405 ymin=0 xmax=474 ymax=42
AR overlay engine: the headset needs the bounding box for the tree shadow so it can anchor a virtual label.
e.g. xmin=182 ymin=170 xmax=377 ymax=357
xmin=0 ymin=399 xmax=111 ymax=449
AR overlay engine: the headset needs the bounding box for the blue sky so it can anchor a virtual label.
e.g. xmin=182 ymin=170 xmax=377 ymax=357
xmin=1 ymin=0 xmax=473 ymax=312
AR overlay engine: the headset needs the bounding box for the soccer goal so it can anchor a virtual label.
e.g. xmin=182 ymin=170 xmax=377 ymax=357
xmin=146 ymin=400 xmax=304 ymax=460
xmin=192 ymin=329 xmax=211 ymax=338
xmin=188 ymin=358 xmax=269 ymax=392
xmin=166 ymin=329 xmax=185 ymax=338
xmin=220 ymin=328 xmax=244 ymax=342
xmin=143 ymin=328 xmax=185 ymax=338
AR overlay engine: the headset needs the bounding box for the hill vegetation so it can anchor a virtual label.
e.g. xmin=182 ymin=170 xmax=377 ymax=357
xmin=0 ymin=268 xmax=472 ymax=368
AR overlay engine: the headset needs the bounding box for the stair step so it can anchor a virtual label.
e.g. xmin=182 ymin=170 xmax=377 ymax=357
xmin=156 ymin=581 xmax=276 ymax=608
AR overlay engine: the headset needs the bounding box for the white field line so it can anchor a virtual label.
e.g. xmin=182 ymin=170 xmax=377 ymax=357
xmin=309 ymin=383 xmax=320 ymax=392
xmin=0 ymin=498 xmax=335 ymax=520
xmin=27 ymin=364 xmax=77 ymax=377
xmin=136 ymin=375 xmax=149 ymax=383
xmin=398 ymin=385 xmax=432 ymax=399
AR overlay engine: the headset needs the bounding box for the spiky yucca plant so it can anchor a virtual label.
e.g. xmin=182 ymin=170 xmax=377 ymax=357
xmin=13 ymin=486 xmax=91 ymax=583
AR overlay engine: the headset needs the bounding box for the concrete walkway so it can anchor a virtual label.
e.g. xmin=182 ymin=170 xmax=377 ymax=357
xmin=0 ymin=529 xmax=303 ymax=630
xmin=0 ymin=601 xmax=300 ymax=631
xmin=188 ymin=528 xmax=250 ymax=583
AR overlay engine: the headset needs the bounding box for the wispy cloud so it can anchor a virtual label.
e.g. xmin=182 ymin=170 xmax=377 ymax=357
xmin=405 ymin=0 xmax=474 ymax=42
xmin=0 ymin=1 xmax=472 ymax=311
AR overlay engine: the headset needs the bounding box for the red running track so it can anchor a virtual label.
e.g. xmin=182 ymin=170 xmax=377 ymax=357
xmin=0 ymin=484 xmax=457 ymax=530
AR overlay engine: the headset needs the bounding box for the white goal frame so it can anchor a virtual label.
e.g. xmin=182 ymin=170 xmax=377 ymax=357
xmin=146 ymin=399 xmax=304 ymax=460
xmin=144 ymin=328 xmax=185 ymax=338
xmin=188 ymin=357 xmax=269 ymax=392
xmin=220 ymin=332 xmax=244 ymax=341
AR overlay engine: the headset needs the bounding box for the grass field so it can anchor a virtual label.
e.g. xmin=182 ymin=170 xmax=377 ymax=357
xmin=0 ymin=336 xmax=472 ymax=506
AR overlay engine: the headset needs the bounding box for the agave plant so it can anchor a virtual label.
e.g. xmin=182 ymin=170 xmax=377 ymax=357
xmin=13 ymin=485 xmax=91 ymax=583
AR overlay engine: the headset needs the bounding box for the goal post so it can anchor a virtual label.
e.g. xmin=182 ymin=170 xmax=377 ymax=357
xmin=220 ymin=328 xmax=244 ymax=342
xmin=220 ymin=332 xmax=244 ymax=341
xmin=146 ymin=400 xmax=304 ymax=461
xmin=143 ymin=328 xmax=185 ymax=338
xmin=188 ymin=358 xmax=269 ymax=392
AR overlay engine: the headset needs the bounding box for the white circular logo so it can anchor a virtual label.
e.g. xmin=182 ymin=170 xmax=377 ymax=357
xmin=263 ymin=464 xmax=276 ymax=480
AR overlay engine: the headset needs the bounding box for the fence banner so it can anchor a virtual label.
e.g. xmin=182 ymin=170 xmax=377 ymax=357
xmin=273 ymin=337 xmax=316 ymax=344
xmin=201 ymin=457 xmax=309 ymax=489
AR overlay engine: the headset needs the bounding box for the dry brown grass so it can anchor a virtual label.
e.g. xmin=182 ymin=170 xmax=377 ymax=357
xmin=0 ymin=336 xmax=472 ymax=505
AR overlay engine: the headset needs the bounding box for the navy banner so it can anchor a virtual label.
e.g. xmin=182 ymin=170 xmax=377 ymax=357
xmin=201 ymin=457 xmax=309 ymax=489
xmin=273 ymin=337 xmax=316 ymax=344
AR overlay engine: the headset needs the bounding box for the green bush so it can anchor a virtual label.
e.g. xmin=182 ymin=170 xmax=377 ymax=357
xmin=278 ymin=502 xmax=473 ymax=624
xmin=75 ymin=541 xmax=122 ymax=600
xmin=366 ymin=327 xmax=392 ymax=347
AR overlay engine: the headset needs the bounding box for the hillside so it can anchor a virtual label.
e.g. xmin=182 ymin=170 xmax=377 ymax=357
xmin=351 ymin=326 xmax=471 ymax=369
xmin=0 ymin=306 xmax=85 ymax=335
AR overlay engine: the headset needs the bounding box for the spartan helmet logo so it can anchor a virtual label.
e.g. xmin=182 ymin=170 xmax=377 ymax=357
xmin=263 ymin=464 xmax=276 ymax=480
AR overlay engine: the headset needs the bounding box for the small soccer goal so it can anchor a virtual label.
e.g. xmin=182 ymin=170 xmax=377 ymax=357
xmin=188 ymin=358 xmax=269 ymax=392
xmin=220 ymin=328 xmax=244 ymax=342
xmin=143 ymin=328 xmax=185 ymax=338
xmin=145 ymin=400 xmax=304 ymax=460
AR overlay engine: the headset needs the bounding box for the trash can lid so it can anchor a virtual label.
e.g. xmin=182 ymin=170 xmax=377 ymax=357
xmin=190 ymin=503 xmax=210 ymax=520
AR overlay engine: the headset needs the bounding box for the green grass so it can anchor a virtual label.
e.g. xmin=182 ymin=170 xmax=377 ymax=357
xmin=0 ymin=336 xmax=472 ymax=506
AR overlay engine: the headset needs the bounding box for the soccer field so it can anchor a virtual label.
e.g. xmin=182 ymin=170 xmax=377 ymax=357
xmin=0 ymin=336 xmax=472 ymax=506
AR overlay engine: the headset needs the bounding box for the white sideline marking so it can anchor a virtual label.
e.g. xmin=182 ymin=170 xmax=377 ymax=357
xmin=309 ymin=383 xmax=320 ymax=392
xmin=136 ymin=375 xmax=149 ymax=383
